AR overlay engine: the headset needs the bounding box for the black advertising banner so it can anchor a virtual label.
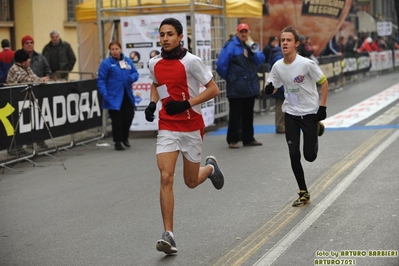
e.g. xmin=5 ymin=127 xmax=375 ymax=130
xmin=317 ymin=53 xmax=371 ymax=84
xmin=342 ymin=53 xmax=372 ymax=76
xmin=301 ymin=0 xmax=346 ymax=19
xmin=318 ymin=55 xmax=342 ymax=84
xmin=0 ymin=80 xmax=102 ymax=151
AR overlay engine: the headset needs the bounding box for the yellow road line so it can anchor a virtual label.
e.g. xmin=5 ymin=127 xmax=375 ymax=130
xmin=213 ymin=129 xmax=392 ymax=266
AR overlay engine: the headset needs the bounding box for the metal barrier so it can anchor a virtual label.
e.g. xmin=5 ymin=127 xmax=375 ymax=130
xmin=52 ymin=71 xmax=97 ymax=81
xmin=256 ymin=63 xmax=271 ymax=113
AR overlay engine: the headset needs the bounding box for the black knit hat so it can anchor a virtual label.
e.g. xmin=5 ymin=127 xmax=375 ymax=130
xmin=14 ymin=49 xmax=30 ymax=63
xmin=1 ymin=39 xmax=10 ymax=48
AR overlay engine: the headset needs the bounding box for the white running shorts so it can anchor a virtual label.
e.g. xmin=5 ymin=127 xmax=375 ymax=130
xmin=156 ymin=130 xmax=203 ymax=163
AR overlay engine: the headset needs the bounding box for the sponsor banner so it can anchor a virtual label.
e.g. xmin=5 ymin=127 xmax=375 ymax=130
xmin=0 ymin=80 xmax=101 ymax=151
xmin=342 ymin=53 xmax=371 ymax=76
xmin=194 ymin=13 xmax=215 ymax=127
xmin=369 ymin=50 xmax=393 ymax=71
xmin=318 ymin=53 xmax=372 ymax=83
xmin=120 ymin=13 xmax=187 ymax=77
xmin=130 ymin=77 xmax=159 ymax=131
xmin=318 ymin=55 xmax=342 ymax=83
xmin=301 ymin=0 xmax=346 ymax=19
xmin=126 ymin=13 xmax=215 ymax=131
xmin=200 ymin=93 xmax=215 ymax=127
xmin=194 ymin=13 xmax=212 ymax=70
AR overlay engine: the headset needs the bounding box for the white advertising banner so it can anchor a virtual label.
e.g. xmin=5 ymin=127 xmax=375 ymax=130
xmin=130 ymin=76 xmax=159 ymax=131
xmin=377 ymin=21 xmax=392 ymax=37
xmin=394 ymin=50 xmax=399 ymax=67
xmin=121 ymin=14 xmax=187 ymax=77
xmin=194 ymin=14 xmax=212 ymax=70
xmin=122 ymin=13 xmax=214 ymax=131
xmin=369 ymin=51 xmax=393 ymax=72
xmin=194 ymin=13 xmax=215 ymax=127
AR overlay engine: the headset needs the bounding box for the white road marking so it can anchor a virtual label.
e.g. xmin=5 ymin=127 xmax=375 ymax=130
xmin=253 ymin=129 xmax=399 ymax=266
xmin=324 ymin=83 xmax=399 ymax=128
xmin=366 ymin=102 xmax=399 ymax=126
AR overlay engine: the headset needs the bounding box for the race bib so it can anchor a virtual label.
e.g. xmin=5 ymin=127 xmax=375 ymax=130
xmin=287 ymin=92 xmax=298 ymax=107
xmin=119 ymin=60 xmax=127 ymax=69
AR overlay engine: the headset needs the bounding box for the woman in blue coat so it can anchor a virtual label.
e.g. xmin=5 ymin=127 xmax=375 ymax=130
xmin=97 ymin=41 xmax=139 ymax=150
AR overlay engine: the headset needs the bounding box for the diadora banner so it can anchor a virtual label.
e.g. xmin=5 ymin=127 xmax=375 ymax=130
xmin=0 ymin=80 xmax=101 ymax=151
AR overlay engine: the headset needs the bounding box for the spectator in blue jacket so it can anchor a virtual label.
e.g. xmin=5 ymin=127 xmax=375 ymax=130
xmin=97 ymin=40 xmax=139 ymax=150
xmin=216 ymin=23 xmax=265 ymax=149
xmin=321 ymin=36 xmax=342 ymax=56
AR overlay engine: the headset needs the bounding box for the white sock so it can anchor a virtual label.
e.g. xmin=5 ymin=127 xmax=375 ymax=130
xmin=209 ymin=165 xmax=215 ymax=175
xmin=167 ymin=231 xmax=174 ymax=238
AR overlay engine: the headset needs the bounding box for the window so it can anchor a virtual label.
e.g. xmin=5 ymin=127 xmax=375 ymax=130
xmin=67 ymin=0 xmax=83 ymax=22
xmin=0 ymin=0 xmax=11 ymax=21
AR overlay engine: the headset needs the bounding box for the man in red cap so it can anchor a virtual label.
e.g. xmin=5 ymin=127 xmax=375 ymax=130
xmin=21 ymin=35 xmax=51 ymax=79
xmin=216 ymin=23 xmax=265 ymax=149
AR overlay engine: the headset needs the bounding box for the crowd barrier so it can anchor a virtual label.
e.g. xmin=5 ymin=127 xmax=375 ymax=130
xmin=317 ymin=50 xmax=399 ymax=84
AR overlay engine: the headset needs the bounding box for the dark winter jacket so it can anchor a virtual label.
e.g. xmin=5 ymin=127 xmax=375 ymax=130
xmin=30 ymin=51 xmax=51 ymax=78
xmin=216 ymin=36 xmax=265 ymax=99
xmin=268 ymin=46 xmax=285 ymax=100
xmin=42 ymin=39 xmax=76 ymax=78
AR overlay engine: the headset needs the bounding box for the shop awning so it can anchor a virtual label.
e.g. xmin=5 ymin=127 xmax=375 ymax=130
xmin=225 ymin=0 xmax=262 ymax=18
xmin=357 ymin=10 xmax=376 ymax=33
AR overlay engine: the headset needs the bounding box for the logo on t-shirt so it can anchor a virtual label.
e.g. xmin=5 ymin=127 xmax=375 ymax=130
xmin=293 ymin=75 xmax=305 ymax=83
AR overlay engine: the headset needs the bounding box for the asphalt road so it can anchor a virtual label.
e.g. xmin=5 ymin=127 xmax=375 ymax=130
xmin=1 ymin=72 xmax=399 ymax=266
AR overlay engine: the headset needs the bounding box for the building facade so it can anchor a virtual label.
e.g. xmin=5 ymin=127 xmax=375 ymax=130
xmin=0 ymin=0 xmax=83 ymax=77
xmin=357 ymin=0 xmax=398 ymax=37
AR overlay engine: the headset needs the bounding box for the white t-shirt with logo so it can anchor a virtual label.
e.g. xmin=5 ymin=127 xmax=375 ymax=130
xmin=267 ymin=54 xmax=324 ymax=116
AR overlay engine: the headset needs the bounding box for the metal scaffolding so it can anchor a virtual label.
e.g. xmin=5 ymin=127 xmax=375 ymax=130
xmin=95 ymin=0 xmax=228 ymax=120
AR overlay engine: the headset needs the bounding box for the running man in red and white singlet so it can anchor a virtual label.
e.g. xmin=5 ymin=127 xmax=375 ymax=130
xmin=144 ymin=18 xmax=225 ymax=255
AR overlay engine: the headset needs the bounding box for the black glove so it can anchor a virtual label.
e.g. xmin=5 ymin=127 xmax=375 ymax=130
xmin=264 ymin=82 xmax=275 ymax=95
xmin=145 ymin=102 xmax=157 ymax=122
xmin=317 ymin=106 xmax=327 ymax=121
xmin=165 ymin=100 xmax=191 ymax=115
